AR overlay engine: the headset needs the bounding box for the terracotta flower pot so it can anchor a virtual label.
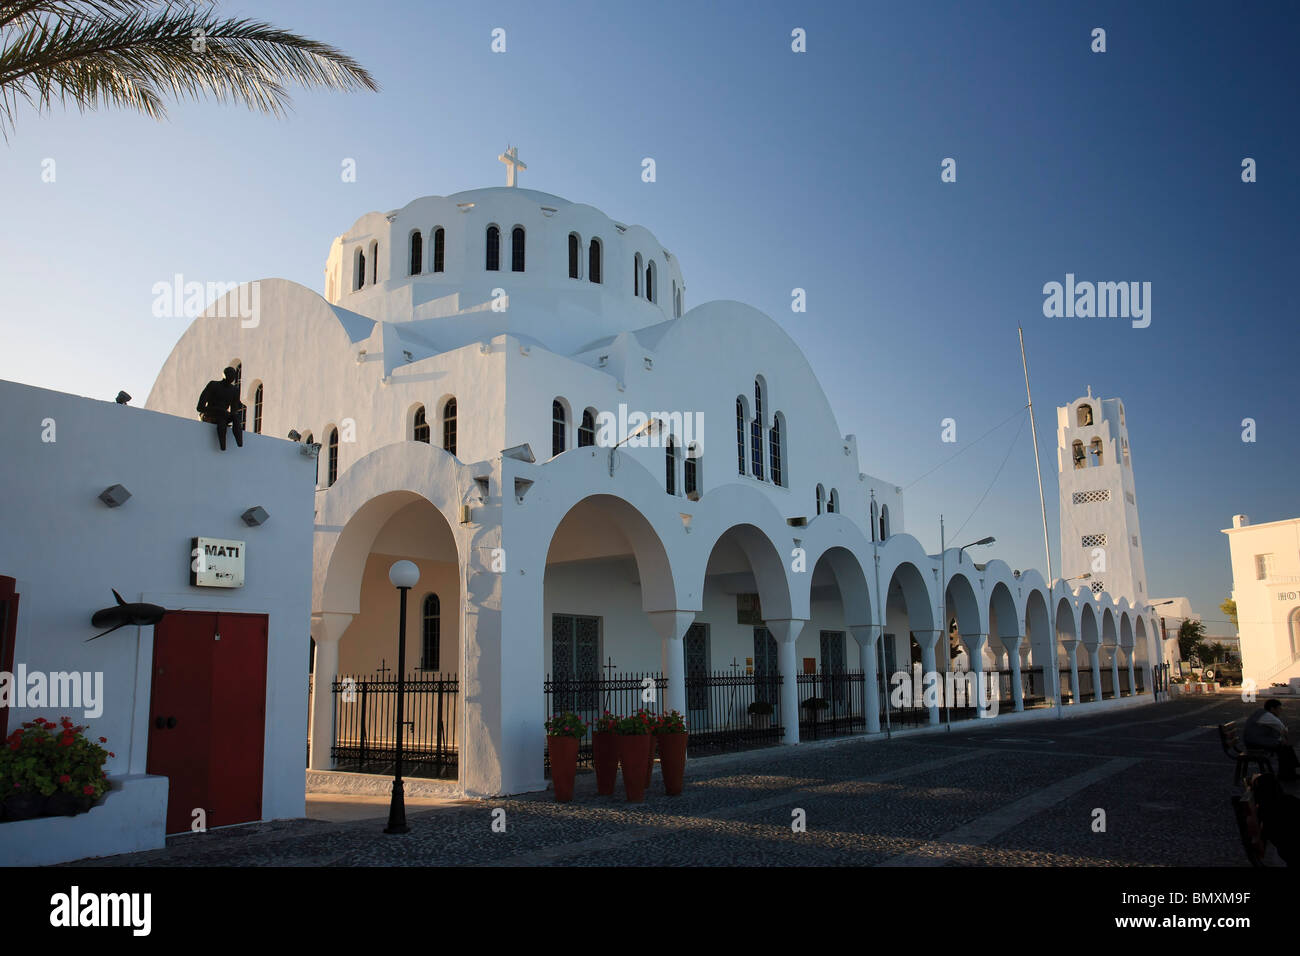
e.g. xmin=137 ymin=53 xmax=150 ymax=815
xmin=547 ymin=735 xmax=579 ymax=803
xmin=656 ymin=732 xmax=688 ymax=796
xmin=618 ymin=734 xmax=652 ymax=802
xmin=592 ymin=732 xmax=619 ymax=796
xmin=3 ymin=792 xmax=44 ymax=821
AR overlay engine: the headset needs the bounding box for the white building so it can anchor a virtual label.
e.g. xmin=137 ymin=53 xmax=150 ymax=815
xmin=1222 ymin=514 xmax=1300 ymax=687
xmin=0 ymin=379 xmax=313 ymax=865
xmin=146 ymin=154 xmax=1162 ymax=798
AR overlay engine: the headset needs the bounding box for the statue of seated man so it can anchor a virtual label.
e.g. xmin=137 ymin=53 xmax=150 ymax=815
xmin=196 ymin=366 xmax=246 ymax=451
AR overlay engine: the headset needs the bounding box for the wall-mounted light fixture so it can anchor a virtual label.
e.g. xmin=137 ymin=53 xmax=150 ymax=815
xmin=241 ymin=506 xmax=270 ymax=527
xmin=99 ymin=484 xmax=131 ymax=508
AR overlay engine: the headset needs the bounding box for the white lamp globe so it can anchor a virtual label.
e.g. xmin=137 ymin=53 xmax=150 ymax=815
xmin=388 ymin=560 xmax=419 ymax=590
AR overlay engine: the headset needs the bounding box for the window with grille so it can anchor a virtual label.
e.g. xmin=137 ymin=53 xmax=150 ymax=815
xmin=552 ymin=614 xmax=600 ymax=711
xmin=769 ymin=415 xmax=783 ymax=486
xmin=327 ymin=428 xmax=339 ymax=486
xmin=485 ymin=226 xmax=500 ymax=271
xmin=511 ymin=227 xmax=525 ymax=272
xmin=1081 ymin=533 xmax=1107 ymax=548
xmin=665 ymin=437 xmax=677 ymax=495
xmin=685 ymin=624 xmax=709 ymax=712
xmin=409 ymin=231 xmax=423 ymax=276
xmin=412 ymin=405 xmax=429 ymax=443
xmin=568 ymin=233 xmax=580 ymax=279
xmin=684 ymin=444 xmax=699 ymax=497
xmin=432 ymin=227 xmax=445 ymax=273
xmin=736 ymin=398 xmax=745 ymax=475
xmin=1072 ymin=490 xmax=1111 ymax=504
xmin=578 ymin=409 xmax=595 ymax=447
xmin=588 ymin=238 xmax=601 ymax=283
xmin=252 ymin=383 xmax=263 ymax=434
xmin=552 ymin=400 xmax=567 ymax=456
xmin=1090 ymin=580 xmax=1105 ymax=594
xmin=420 ymin=594 xmax=440 ymax=670
xmin=442 ymin=398 xmax=457 ymax=456
xmin=750 ymin=380 xmax=764 ymax=480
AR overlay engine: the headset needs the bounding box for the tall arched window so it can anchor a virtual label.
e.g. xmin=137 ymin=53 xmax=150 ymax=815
xmin=816 ymin=484 xmax=825 ymax=515
xmin=420 ymin=593 xmax=440 ymax=671
xmin=588 ymin=238 xmax=602 ymax=283
xmin=828 ymin=489 xmax=839 ymax=513
xmin=578 ymin=408 xmax=596 ymax=447
xmin=769 ymin=412 xmax=783 ymax=486
xmin=552 ymin=400 xmax=567 ymax=456
xmin=432 ymin=227 xmax=445 ymax=273
xmin=750 ymin=379 xmax=764 ymax=480
xmin=485 ymin=226 xmax=500 ymax=271
xmin=645 ymin=260 xmax=656 ymax=303
xmin=327 ymin=427 xmax=339 ymax=487
xmin=511 ymin=226 xmax=525 ymax=272
xmin=880 ymin=504 xmax=890 ymax=540
xmin=665 ymin=436 xmax=677 ymax=495
xmin=252 ymin=383 xmax=263 ymax=434
xmin=685 ymin=443 xmax=700 ymax=497
xmin=409 ymin=230 xmax=423 ymax=276
xmin=442 ymin=398 xmax=457 ymax=456
xmin=568 ymin=233 xmax=580 ymax=279
xmin=369 ymin=241 xmax=378 ymax=285
xmin=736 ymin=397 xmax=746 ymax=475
xmin=870 ymin=501 xmax=878 ymax=542
xmin=634 ymin=253 xmax=642 ymax=296
xmin=412 ymin=404 xmax=429 ymax=443
xmin=355 ymin=247 xmax=365 ymax=290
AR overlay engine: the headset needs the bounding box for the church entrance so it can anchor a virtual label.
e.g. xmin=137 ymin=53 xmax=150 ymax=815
xmin=146 ymin=611 xmax=267 ymax=834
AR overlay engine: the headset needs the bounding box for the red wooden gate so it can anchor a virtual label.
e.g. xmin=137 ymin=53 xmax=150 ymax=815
xmin=147 ymin=611 xmax=267 ymax=835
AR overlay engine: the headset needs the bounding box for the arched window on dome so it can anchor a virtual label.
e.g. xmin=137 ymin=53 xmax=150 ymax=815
xmin=420 ymin=593 xmax=440 ymax=671
xmin=685 ymin=442 xmax=700 ymax=498
xmin=645 ymin=260 xmax=656 ymax=304
xmin=578 ymin=408 xmax=596 ymax=447
xmin=432 ymin=227 xmax=445 ymax=273
xmin=354 ymin=247 xmax=365 ymax=290
xmin=408 ymin=230 xmax=423 ymax=276
xmin=511 ymin=226 xmax=525 ymax=272
xmin=880 ymin=504 xmax=890 ymax=541
xmin=327 ymin=427 xmax=339 ymax=487
xmin=750 ymin=379 xmax=764 ymax=480
xmin=442 ymin=398 xmax=457 ymax=457
xmin=252 ymin=383 xmax=263 ymax=435
xmin=665 ymin=435 xmax=677 ymax=496
xmin=368 ymin=241 xmax=378 ymax=285
xmin=828 ymin=489 xmax=839 ymax=514
xmin=412 ymin=404 xmax=429 ymax=443
xmin=816 ymin=484 xmax=825 ymax=516
xmin=485 ymin=225 xmax=500 ymax=271
xmin=568 ymin=233 xmax=581 ymax=279
xmin=634 ymin=253 xmax=642 ymax=297
xmin=769 ymin=412 xmax=784 ymax=486
xmin=552 ymin=400 xmax=567 ymax=457
xmin=735 ymin=397 xmax=747 ymax=476
xmin=588 ymin=238 xmax=602 ymax=284
xmin=870 ymin=500 xmax=878 ymax=542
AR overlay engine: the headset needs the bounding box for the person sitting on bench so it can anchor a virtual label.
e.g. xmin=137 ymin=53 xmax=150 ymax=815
xmin=196 ymin=366 xmax=246 ymax=451
xmin=1245 ymin=699 xmax=1299 ymax=782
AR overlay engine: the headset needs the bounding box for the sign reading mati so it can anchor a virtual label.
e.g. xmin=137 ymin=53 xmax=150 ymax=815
xmin=191 ymin=537 xmax=245 ymax=588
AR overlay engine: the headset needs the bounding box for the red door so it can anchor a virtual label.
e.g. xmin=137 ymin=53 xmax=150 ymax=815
xmin=147 ymin=611 xmax=267 ymax=835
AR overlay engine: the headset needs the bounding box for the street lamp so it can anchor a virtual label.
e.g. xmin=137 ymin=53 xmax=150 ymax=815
xmin=956 ymin=536 xmax=995 ymax=562
xmin=385 ymin=560 xmax=420 ymax=834
xmin=608 ymin=417 xmax=662 ymax=476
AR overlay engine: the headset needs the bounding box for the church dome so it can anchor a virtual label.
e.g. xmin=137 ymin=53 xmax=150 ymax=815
xmin=323 ymin=155 xmax=686 ymax=353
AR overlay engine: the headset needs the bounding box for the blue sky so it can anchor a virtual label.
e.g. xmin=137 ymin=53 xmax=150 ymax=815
xmin=1 ymin=0 xmax=1296 ymax=631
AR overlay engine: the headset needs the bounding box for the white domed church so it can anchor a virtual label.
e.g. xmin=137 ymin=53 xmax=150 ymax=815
xmin=146 ymin=151 xmax=1161 ymax=797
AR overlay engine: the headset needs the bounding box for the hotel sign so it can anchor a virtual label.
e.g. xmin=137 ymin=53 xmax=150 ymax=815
xmin=191 ymin=537 xmax=245 ymax=588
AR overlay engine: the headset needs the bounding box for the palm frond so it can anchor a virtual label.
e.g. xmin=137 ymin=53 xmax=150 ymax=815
xmin=0 ymin=1 xmax=379 ymax=136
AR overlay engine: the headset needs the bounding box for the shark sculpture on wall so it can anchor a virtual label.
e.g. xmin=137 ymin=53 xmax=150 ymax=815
xmin=87 ymin=590 xmax=166 ymax=641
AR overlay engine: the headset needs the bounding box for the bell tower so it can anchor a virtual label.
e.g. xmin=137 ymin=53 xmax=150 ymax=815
xmin=1056 ymin=387 xmax=1148 ymax=602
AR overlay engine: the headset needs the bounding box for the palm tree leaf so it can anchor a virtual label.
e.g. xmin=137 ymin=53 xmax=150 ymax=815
xmin=0 ymin=2 xmax=378 ymax=136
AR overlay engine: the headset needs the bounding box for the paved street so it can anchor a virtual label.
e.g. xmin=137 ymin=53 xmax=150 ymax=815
xmin=65 ymin=694 xmax=1277 ymax=866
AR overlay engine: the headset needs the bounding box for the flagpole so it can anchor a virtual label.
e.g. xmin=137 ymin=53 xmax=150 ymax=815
xmin=1018 ymin=326 xmax=1062 ymax=720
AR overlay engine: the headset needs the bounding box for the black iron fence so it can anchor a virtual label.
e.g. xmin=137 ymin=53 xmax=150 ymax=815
xmin=1118 ymin=666 xmax=1131 ymax=696
xmin=684 ymin=671 xmax=784 ymax=755
xmin=330 ymin=670 xmax=458 ymax=779
xmin=796 ymin=671 xmax=866 ymax=740
xmin=544 ymin=672 xmax=667 ymax=769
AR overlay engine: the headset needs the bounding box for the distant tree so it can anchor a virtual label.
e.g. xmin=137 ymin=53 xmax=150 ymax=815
xmin=1220 ymin=598 xmax=1238 ymax=628
xmin=1202 ymin=641 xmax=1228 ymax=664
xmin=1178 ymin=619 xmax=1207 ymax=661
xmin=0 ymin=1 xmax=378 ymax=138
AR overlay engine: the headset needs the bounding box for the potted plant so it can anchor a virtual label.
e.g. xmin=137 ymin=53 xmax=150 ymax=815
xmin=802 ymin=697 xmax=830 ymax=715
xmin=654 ymin=710 xmax=688 ymax=796
xmin=544 ymin=712 xmax=586 ymax=803
xmin=0 ymin=717 xmax=113 ymax=821
xmin=747 ymin=700 xmax=774 ymax=730
xmin=591 ymin=711 xmax=620 ymax=796
xmin=614 ymin=711 xmax=656 ymax=802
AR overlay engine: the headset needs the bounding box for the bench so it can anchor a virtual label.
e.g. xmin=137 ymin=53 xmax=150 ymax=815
xmin=1219 ymin=722 xmax=1275 ymax=786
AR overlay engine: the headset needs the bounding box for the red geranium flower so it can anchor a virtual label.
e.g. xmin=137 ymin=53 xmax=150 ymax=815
xmin=108 ymin=752 xmax=116 ymax=758
xmin=58 ymin=774 xmax=71 ymax=784
xmin=98 ymin=737 xmax=107 ymax=743
xmin=82 ymin=785 xmax=94 ymax=795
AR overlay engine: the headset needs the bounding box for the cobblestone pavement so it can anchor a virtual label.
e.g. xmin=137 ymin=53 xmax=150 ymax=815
xmin=63 ymin=694 xmax=1271 ymax=867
